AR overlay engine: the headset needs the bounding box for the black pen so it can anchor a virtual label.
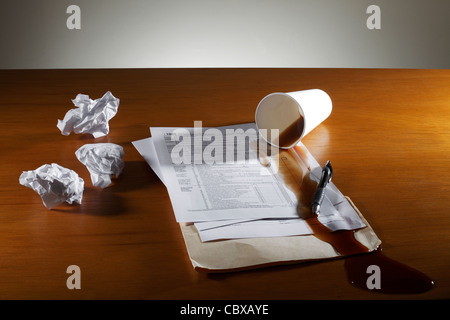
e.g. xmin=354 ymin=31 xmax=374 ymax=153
xmin=311 ymin=161 xmax=333 ymax=216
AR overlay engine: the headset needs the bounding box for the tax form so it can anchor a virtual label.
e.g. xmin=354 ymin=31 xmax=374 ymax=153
xmin=133 ymin=123 xmax=367 ymax=242
xmin=149 ymin=123 xmax=300 ymax=222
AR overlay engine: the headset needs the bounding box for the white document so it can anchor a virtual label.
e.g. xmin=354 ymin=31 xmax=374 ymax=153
xmin=196 ymin=218 xmax=313 ymax=242
xmin=132 ymin=123 xmax=366 ymax=242
xmin=132 ymin=137 xmax=165 ymax=183
xmin=150 ymin=124 xmax=300 ymax=222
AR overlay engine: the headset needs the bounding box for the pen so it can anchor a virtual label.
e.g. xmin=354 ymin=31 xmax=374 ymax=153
xmin=311 ymin=160 xmax=333 ymax=216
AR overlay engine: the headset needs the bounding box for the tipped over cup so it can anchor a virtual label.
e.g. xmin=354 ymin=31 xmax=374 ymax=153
xmin=255 ymin=89 xmax=332 ymax=149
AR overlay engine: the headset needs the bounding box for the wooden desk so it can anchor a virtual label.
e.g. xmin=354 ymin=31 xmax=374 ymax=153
xmin=0 ymin=68 xmax=449 ymax=300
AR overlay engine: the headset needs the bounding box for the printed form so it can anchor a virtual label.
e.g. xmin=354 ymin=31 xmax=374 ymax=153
xmin=134 ymin=123 xmax=366 ymax=242
xmin=150 ymin=123 xmax=300 ymax=222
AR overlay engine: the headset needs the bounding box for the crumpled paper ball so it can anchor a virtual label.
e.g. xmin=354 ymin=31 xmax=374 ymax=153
xmin=75 ymin=143 xmax=125 ymax=188
xmin=19 ymin=163 xmax=84 ymax=209
xmin=57 ymin=91 xmax=119 ymax=138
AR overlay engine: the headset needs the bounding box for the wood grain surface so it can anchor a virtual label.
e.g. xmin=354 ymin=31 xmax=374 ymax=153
xmin=0 ymin=68 xmax=449 ymax=300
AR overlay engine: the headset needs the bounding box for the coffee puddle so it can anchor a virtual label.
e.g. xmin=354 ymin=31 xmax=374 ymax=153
xmin=306 ymin=214 xmax=434 ymax=294
xmin=276 ymin=146 xmax=434 ymax=294
xmin=344 ymin=247 xmax=434 ymax=294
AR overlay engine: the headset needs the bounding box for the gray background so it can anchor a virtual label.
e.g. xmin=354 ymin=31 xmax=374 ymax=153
xmin=1 ymin=0 xmax=449 ymax=69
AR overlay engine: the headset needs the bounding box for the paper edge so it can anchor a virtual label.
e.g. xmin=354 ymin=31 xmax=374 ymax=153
xmin=179 ymin=196 xmax=381 ymax=273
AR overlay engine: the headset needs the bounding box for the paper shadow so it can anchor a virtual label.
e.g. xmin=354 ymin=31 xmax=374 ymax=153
xmin=108 ymin=160 xmax=160 ymax=193
xmin=54 ymin=186 xmax=126 ymax=216
xmin=53 ymin=160 xmax=158 ymax=215
xmin=77 ymin=134 xmax=111 ymax=142
xmin=205 ymin=258 xmax=336 ymax=280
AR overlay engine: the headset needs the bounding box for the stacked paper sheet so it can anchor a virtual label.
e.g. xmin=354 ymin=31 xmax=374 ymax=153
xmin=133 ymin=123 xmax=367 ymax=242
xmin=132 ymin=123 xmax=381 ymax=271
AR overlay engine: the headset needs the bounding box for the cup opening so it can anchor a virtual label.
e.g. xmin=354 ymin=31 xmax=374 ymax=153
xmin=255 ymin=92 xmax=305 ymax=149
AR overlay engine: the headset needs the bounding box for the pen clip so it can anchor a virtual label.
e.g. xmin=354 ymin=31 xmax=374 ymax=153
xmin=325 ymin=160 xmax=333 ymax=182
xmin=318 ymin=160 xmax=333 ymax=187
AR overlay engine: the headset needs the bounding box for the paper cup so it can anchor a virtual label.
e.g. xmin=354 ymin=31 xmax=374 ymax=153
xmin=255 ymin=89 xmax=332 ymax=149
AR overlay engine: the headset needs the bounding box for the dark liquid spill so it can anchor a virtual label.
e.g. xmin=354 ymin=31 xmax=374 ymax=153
xmin=344 ymin=247 xmax=434 ymax=294
xmin=305 ymin=215 xmax=434 ymax=294
xmin=278 ymin=116 xmax=304 ymax=148
xmin=283 ymin=146 xmax=434 ymax=294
